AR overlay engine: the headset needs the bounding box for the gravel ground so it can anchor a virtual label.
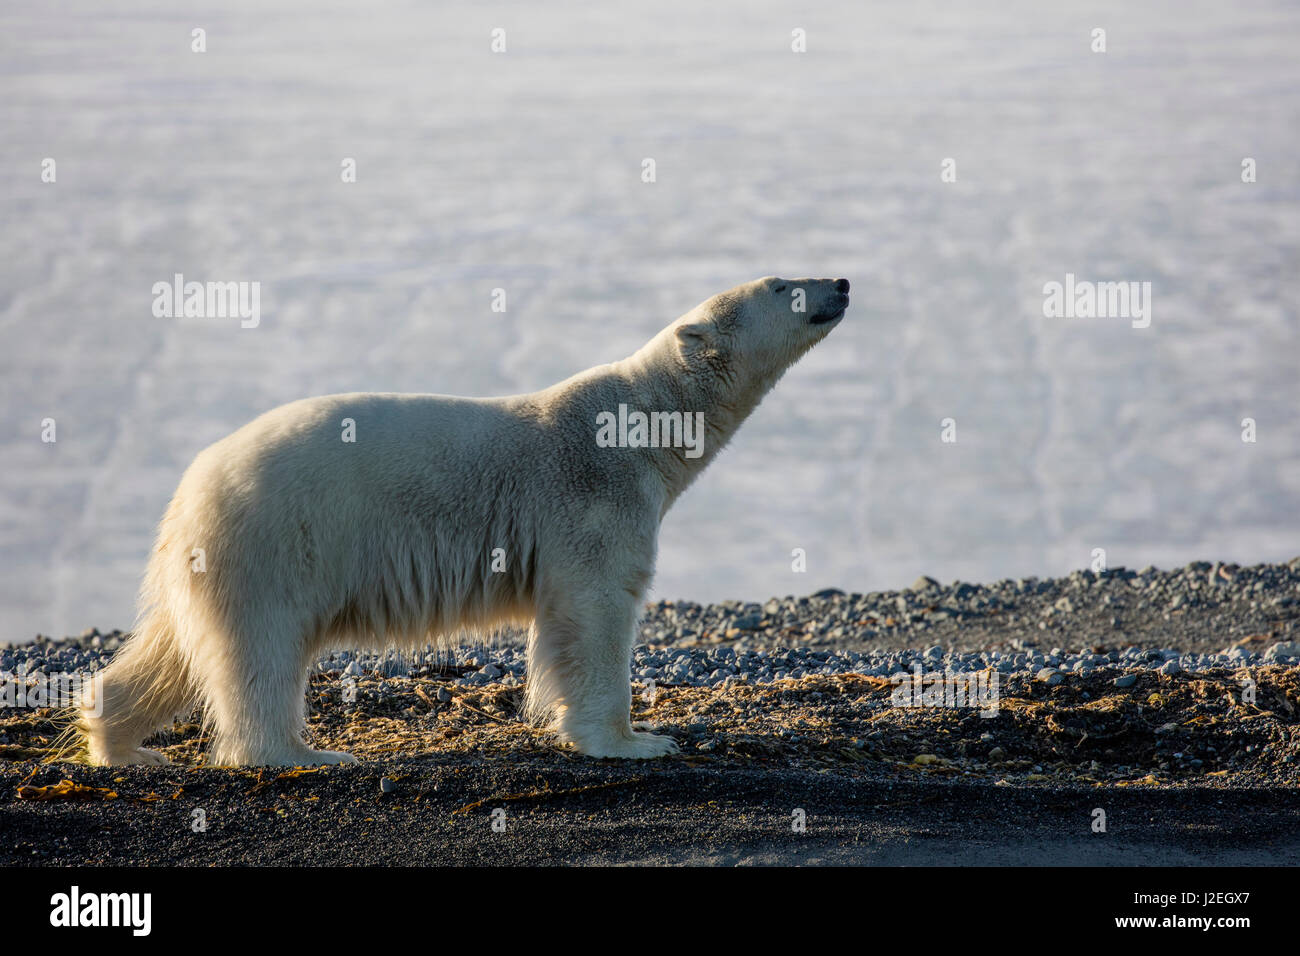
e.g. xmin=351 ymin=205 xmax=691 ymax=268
xmin=2 ymin=559 xmax=1298 ymax=865
xmin=6 ymin=760 xmax=1300 ymax=866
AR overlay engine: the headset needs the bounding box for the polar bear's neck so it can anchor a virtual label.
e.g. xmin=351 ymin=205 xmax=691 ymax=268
xmin=612 ymin=327 xmax=785 ymax=505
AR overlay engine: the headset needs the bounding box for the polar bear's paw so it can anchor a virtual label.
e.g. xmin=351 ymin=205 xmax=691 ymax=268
xmin=210 ymin=745 xmax=359 ymax=768
xmin=574 ymin=729 xmax=679 ymax=760
xmin=115 ymin=747 xmax=171 ymax=766
xmin=85 ymin=744 xmax=171 ymax=767
xmin=133 ymin=747 xmax=171 ymax=766
xmin=291 ymin=748 xmax=358 ymax=767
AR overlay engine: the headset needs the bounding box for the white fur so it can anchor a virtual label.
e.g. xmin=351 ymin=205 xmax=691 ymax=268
xmin=80 ymin=276 xmax=849 ymax=766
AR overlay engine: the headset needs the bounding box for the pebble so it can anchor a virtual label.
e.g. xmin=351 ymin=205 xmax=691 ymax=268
xmin=5 ymin=561 xmax=1300 ymax=694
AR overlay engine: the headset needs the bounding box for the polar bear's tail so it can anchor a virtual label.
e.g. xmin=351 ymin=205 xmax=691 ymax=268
xmin=62 ymin=600 xmax=198 ymax=766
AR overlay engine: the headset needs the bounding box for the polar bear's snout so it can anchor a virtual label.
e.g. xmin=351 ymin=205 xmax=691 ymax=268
xmin=809 ymin=277 xmax=851 ymax=325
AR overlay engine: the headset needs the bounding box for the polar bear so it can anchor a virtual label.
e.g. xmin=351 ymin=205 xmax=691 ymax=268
xmin=76 ymin=276 xmax=850 ymax=766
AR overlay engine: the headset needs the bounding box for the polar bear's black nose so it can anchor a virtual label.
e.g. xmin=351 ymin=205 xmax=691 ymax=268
xmin=834 ymin=278 xmax=850 ymax=293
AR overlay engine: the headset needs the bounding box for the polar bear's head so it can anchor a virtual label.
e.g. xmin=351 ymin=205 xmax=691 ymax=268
xmin=674 ymin=276 xmax=850 ymax=391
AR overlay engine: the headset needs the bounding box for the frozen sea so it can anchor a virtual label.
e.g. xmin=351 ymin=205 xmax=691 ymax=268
xmin=2 ymin=1 xmax=1298 ymax=640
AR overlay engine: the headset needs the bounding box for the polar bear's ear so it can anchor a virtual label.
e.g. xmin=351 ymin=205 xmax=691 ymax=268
xmin=675 ymin=320 xmax=714 ymax=350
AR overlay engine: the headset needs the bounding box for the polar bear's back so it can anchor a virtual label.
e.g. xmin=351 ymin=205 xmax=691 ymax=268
xmin=188 ymin=391 xmax=543 ymax=521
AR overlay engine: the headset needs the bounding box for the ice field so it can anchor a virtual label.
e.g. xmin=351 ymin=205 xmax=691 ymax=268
xmin=2 ymin=1 xmax=1298 ymax=638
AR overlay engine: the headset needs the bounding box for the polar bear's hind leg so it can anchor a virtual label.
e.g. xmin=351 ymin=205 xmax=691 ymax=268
xmin=200 ymin=609 xmax=357 ymax=767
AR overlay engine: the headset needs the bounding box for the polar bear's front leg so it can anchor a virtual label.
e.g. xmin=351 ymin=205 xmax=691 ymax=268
xmin=526 ymin=588 xmax=678 ymax=759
